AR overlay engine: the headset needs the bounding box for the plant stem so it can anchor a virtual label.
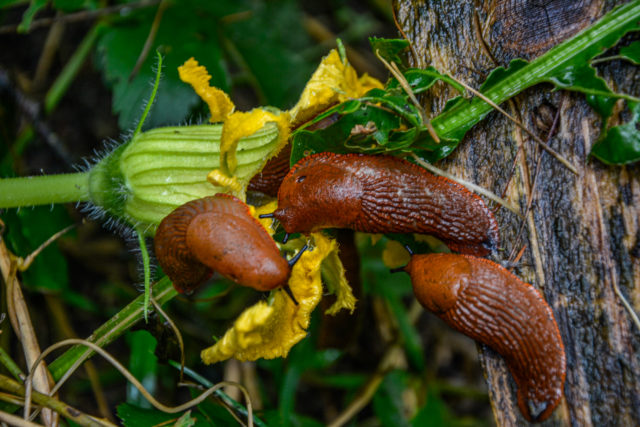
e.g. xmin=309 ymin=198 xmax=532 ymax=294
xmin=0 ymin=347 xmax=24 ymax=381
xmin=0 ymin=373 xmax=109 ymax=427
xmin=429 ymin=0 xmax=640 ymax=149
xmin=0 ymin=172 xmax=91 ymax=208
xmin=45 ymin=23 xmax=103 ymax=114
xmin=48 ymin=277 xmax=177 ymax=382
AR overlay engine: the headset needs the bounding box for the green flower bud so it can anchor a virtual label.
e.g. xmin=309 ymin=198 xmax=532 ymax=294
xmin=89 ymin=122 xmax=282 ymax=233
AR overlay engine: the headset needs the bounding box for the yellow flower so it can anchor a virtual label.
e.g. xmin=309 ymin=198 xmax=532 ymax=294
xmin=178 ymin=58 xmax=234 ymax=123
xmin=178 ymin=51 xmax=383 ymax=196
xmin=289 ymin=49 xmax=384 ymax=127
xmin=177 ymin=50 xmax=380 ymax=364
xmin=201 ymin=233 xmax=355 ymax=364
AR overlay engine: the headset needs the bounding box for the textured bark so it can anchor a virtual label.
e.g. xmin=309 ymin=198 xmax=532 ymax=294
xmin=393 ymin=0 xmax=640 ymax=425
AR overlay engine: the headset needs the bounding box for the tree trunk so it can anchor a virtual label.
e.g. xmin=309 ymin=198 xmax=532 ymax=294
xmin=393 ymin=0 xmax=640 ymax=425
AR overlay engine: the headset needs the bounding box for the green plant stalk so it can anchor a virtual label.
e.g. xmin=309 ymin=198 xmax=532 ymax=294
xmin=0 ymin=347 xmax=24 ymax=382
xmin=45 ymin=23 xmax=103 ymax=114
xmin=0 ymin=172 xmax=90 ymax=208
xmin=48 ymin=276 xmax=177 ymax=382
xmin=429 ymin=0 xmax=640 ymax=144
xmin=0 ymin=373 xmax=104 ymax=427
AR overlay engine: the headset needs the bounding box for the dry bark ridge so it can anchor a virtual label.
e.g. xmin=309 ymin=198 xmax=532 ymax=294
xmin=393 ymin=0 xmax=640 ymax=425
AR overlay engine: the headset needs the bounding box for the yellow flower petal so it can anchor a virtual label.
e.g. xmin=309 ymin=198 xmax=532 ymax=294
xmin=382 ymin=240 xmax=411 ymax=268
xmin=253 ymin=201 xmax=279 ymax=234
xmin=178 ymin=58 xmax=235 ymax=123
xmin=289 ymin=49 xmax=384 ymax=127
xmin=220 ymin=109 xmax=291 ymax=176
xmin=321 ymin=248 xmax=356 ymax=315
xmin=201 ymin=233 xmax=333 ymax=364
xmin=206 ymin=169 xmax=243 ymax=196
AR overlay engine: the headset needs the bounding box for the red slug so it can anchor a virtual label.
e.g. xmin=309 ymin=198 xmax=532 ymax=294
xmin=248 ymin=144 xmax=292 ymax=197
xmin=272 ymin=153 xmax=499 ymax=256
xmin=154 ymin=194 xmax=291 ymax=294
xmin=405 ymin=253 xmax=566 ymax=423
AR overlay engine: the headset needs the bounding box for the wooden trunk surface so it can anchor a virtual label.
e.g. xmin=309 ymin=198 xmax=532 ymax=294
xmin=393 ymin=0 xmax=640 ymax=425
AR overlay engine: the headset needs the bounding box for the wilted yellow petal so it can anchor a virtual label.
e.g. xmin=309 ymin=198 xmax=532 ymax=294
xmin=253 ymin=201 xmax=279 ymax=234
xmin=206 ymin=169 xmax=243 ymax=196
xmin=201 ymin=233 xmax=334 ymax=364
xmin=178 ymin=58 xmax=235 ymax=123
xmin=220 ymin=109 xmax=291 ymax=176
xmin=289 ymin=49 xmax=384 ymax=127
xmin=321 ymin=248 xmax=356 ymax=315
xmin=382 ymin=240 xmax=411 ymax=268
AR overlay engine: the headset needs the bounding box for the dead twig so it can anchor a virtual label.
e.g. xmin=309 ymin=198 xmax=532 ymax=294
xmin=0 ymin=0 xmax=161 ymax=34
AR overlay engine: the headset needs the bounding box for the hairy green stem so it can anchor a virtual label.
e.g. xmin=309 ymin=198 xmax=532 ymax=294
xmin=0 ymin=172 xmax=90 ymax=208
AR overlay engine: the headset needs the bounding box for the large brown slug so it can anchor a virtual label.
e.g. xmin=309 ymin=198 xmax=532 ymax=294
xmin=154 ymin=194 xmax=290 ymax=293
xmin=273 ymin=153 xmax=499 ymax=256
xmin=405 ymin=253 xmax=566 ymax=422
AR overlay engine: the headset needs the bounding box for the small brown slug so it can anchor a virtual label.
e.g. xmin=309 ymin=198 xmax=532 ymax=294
xmin=272 ymin=153 xmax=499 ymax=256
xmin=154 ymin=194 xmax=291 ymax=294
xmin=405 ymin=253 xmax=566 ymax=423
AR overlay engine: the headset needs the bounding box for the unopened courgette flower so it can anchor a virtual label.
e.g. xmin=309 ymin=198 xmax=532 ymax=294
xmin=176 ymin=50 xmax=381 ymax=363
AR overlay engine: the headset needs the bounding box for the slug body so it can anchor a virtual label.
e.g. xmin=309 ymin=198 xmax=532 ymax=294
xmin=154 ymin=194 xmax=290 ymax=293
xmin=406 ymin=253 xmax=566 ymax=422
xmin=274 ymin=153 xmax=499 ymax=256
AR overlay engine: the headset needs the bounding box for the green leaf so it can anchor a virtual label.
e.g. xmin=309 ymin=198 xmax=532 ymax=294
xmin=425 ymin=1 xmax=640 ymax=161
xmin=387 ymin=67 xmax=465 ymax=95
xmin=591 ymin=101 xmax=640 ymax=164
xmin=360 ymin=239 xmax=425 ymax=370
xmin=126 ymin=330 xmax=158 ymax=408
xmin=619 ymin=40 xmax=640 ymax=65
xmin=117 ymin=403 xmax=177 ymax=427
xmin=372 ymin=370 xmax=412 ymax=427
xmin=410 ymin=386 xmax=450 ymax=427
xmin=3 ymin=205 xmax=71 ymax=293
xmin=17 ymin=0 xmax=47 ymax=33
xmin=370 ymin=37 xmax=409 ymax=67
xmin=96 ymin=0 xmax=228 ymax=130
xmin=2 ymin=205 xmax=96 ymax=311
xmin=194 ymin=393 xmax=240 ymax=426
xmin=222 ymin=0 xmax=314 ymax=109
xmin=290 ymin=102 xmax=404 ymax=165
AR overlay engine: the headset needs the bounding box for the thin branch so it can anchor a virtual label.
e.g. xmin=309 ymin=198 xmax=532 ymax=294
xmin=390 ymin=5 xmax=419 ymax=66
xmin=410 ymin=153 xmax=522 ymax=217
xmin=24 ymin=338 xmax=254 ymax=427
xmin=18 ymin=224 xmax=75 ymax=271
xmin=0 ymin=237 xmax=58 ymax=426
xmin=128 ymin=0 xmax=169 ymax=82
xmin=328 ymin=345 xmax=404 ymax=427
xmin=443 ymin=72 xmax=579 ymax=175
xmin=374 ymin=49 xmax=440 ymax=143
xmin=0 ymin=0 xmax=161 ymax=34
xmin=0 ymin=374 xmax=107 ymax=427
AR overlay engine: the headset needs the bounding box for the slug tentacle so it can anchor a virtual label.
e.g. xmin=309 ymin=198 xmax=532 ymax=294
xmin=406 ymin=253 xmax=566 ymax=423
xmin=274 ymin=153 xmax=499 ymax=256
xmin=154 ymin=194 xmax=290 ymax=293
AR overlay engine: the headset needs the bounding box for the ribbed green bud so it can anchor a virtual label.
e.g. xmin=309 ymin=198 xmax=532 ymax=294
xmin=89 ymin=122 xmax=282 ymax=233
